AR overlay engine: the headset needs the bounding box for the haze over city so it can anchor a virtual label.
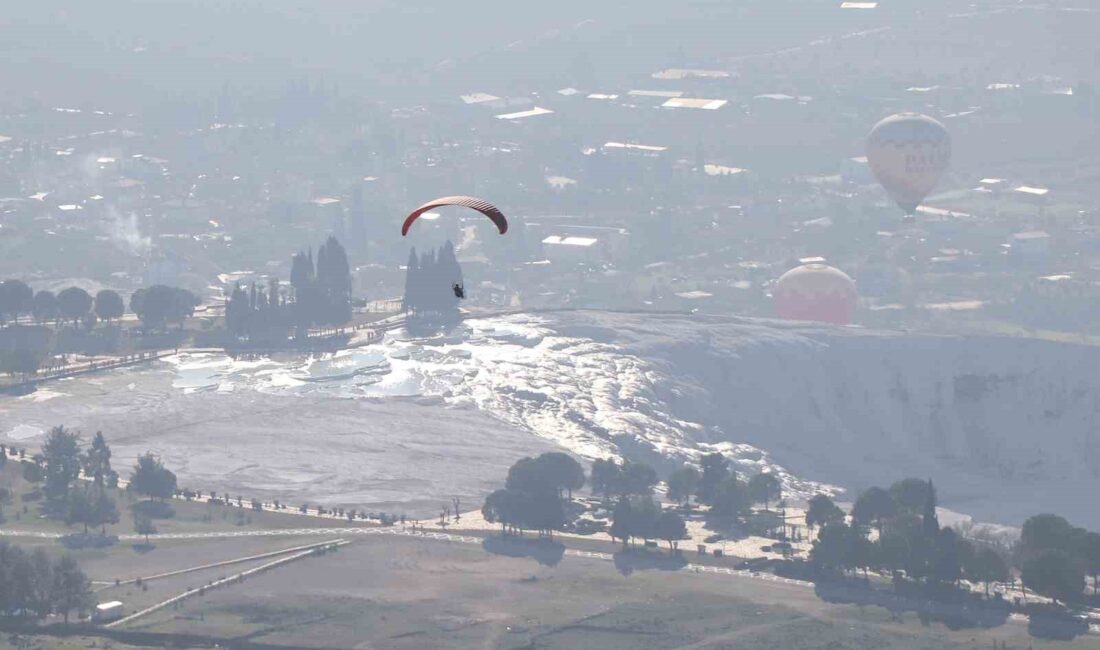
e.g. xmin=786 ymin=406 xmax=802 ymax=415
xmin=1 ymin=1 xmax=1100 ymax=648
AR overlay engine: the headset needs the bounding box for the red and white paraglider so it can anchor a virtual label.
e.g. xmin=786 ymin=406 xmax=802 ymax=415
xmin=401 ymin=195 xmax=508 ymax=236
xmin=866 ymin=113 xmax=951 ymax=215
xmin=773 ymin=264 xmax=857 ymax=325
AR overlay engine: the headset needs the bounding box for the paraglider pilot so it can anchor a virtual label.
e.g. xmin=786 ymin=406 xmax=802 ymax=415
xmin=452 ymin=283 xmax=465 ymax=299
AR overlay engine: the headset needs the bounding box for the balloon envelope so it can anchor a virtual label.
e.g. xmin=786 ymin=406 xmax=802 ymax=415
xmin=774 ymin=264 xmax=857 ymax=325
xmin=401 ymin=196 xmax=508 ymax=236
xmin=866 ymin=113 xmax=951 ymax=214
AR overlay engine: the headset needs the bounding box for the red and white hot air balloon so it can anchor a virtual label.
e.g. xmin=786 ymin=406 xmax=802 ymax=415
xmin=773 ymin=264 xmax=857 ymax=325
xmin=866 ymin=113 xmax=951 ymax=215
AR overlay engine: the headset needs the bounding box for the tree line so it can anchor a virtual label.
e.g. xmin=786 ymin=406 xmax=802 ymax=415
xmin=805 ymin=478 xmax=1100 ymax=606
xmin=225 ymin=236 xmax=352 ymax=341
xmin=481 ymin=454 xmax=696 ymax=553
xmin=0 ymin=280 xmax=197 ymax=333
xmin=402 ymin=241 xmax=462 ymax=317
xmin=0 ymin=281 xmax=199 ymax=379
xmin=0 ymin=541 xmax=92 ymax=623
xmin=10 ymin=427 xmax=177 ymax=539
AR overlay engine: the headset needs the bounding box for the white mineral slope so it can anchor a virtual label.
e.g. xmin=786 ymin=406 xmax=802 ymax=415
xmin=3 ymin=309 xmax=1098 ymax=528
xmin=448 ymin=311 xmax=1099 ymax=528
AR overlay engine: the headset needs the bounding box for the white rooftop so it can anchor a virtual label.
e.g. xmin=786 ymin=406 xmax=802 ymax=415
xmin=652 ymin=68 xmax=730 ymax=80
xmin=310 ymin=197 xmax=341 ymax=206
xmin=628 ymin=90 xmax=684 ymax=98
xmin=496 ymin=107 xmax=554 ymax=120
xmin=662 ymin=98 xmax=727 ymax=110
xmin=460 ymin=93 xmax=500 ymax=105
xmin=543 ymin=235 xmax=598 ymax=247
xmin=557 ymin=88 xmax=580 ymax=96
xmin=675 ymin=290 xmax=713 ymax=299
xmin=604 ymin=142 xmax=667 ymax=152
xmin=841 ymin=2 xmax=878 ymax=7
xmin=587 ymin=93 xmax=619 ymax=100
xmin=703 ymin=164 xmax=746 ymax=176
xmin=1015 ymin=185 xmax=1049 ymax=196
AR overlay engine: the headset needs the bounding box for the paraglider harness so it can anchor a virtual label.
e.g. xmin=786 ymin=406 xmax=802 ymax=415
xmin=452 ymin=283 xmax=465 ymax=299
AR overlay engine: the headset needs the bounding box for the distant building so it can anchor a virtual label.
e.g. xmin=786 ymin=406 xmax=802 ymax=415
xmin=541 ymin=235 xmax=602 ymax=265
xmin=1009 ymin=230 xmax=1051 ymax=261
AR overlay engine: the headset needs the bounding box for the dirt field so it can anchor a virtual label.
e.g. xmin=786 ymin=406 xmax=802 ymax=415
xmin=112 ymin=535 xmax=1093 ymax=650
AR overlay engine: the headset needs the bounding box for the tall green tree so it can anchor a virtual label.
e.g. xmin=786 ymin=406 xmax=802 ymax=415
xmin=51 ymin=555 xmax=92 ymax=623
xmin=82 ymin=431 xmax=116 ymax=488
xmin=697 ymin=452 xmax=729 ymax=504
xmin=41 ymin=426 xmax=82 ymax=513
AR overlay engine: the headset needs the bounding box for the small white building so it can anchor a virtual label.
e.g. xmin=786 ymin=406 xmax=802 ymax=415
xmin=93 ymin=601 xmax=125 ymax=623
xmin=541 ymin=235 xmax=601 ymax=265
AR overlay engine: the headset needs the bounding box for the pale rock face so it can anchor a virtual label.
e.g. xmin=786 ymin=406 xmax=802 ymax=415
xmin=444 ymin=312 xmax=1100 ymax=528
xmin=4 ymin=310 xmax=1097 ymax=527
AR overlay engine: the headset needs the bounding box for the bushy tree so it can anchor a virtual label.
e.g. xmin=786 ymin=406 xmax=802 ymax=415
xmin=131 ymin=285 xmax=199 ymax=332
xmin=590 ymin=458 xmax=621 ymax=502
xmin=889 ymin=477 xmax=933 ymax=514
xmin=618 ymin=461 xmax=658 ymax=497
xmin=811 ymin=522 xmax=862 ymax=574
xmin=130 ymin=453 xmax=177 ymax=503
xmin=805 ymin=494 xmax=845 ymax=532
xmin=747 ymin=472 xmax=781 ymax=510
xmin=656 ymin=510 xmax=687 ymax=552
xmin=709 ymin=476 xmax=751 ymax=519
xmin=1022 ymin=549 xmax=1085 ymax=605
xmin=0 ymin=279 xmax=33 ymax=323
xmin=56 ymin=287 xmax=92 ymax=327
xmin=852 ymin=486 xmax=896 ymax=535
xmin=666 ymin=465 xmax=700 ymax=509
xmin=31 ymin=290 xmax=58 ymax=325
xmin=1020 ymin=514 xmax=1075 ymax=557
xmin=93 ymin=289 xmax=125 ymax=323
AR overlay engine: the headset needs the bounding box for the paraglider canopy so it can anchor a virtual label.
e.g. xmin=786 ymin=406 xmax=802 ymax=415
xmin=866 ymin=113 xmax=951 ymax=215
xmin=401 ymin=196 xmax=508 ymax=236
xmin=773 ymin=263 xmax=857 ymax=325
